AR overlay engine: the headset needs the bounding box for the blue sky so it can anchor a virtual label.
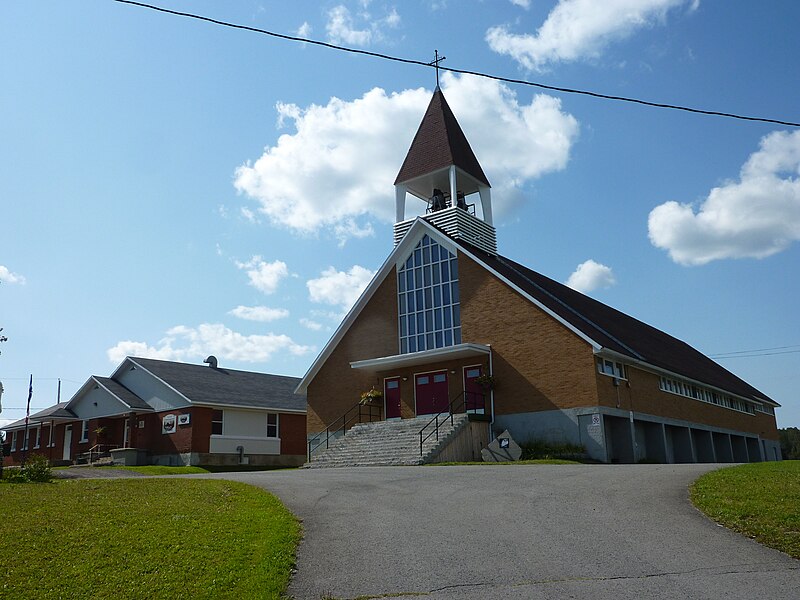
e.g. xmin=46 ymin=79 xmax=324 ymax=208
xmin=1 ymin=0 xmax=798 ymax=429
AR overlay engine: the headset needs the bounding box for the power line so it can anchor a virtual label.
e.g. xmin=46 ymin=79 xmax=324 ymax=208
xmin=710 ymin=344 xmax=800 ymax=359
xmin=115 ymin=0 xmax=800 ymax=128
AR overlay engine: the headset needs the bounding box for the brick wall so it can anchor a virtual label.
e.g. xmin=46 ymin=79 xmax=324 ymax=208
xmin=596 ymin=366 xmax=779 ymax=440
xmin=307 ymin=273 xmax=399 ymax=433
xmin=459 ymin=253 xmax=600 ymax=415
xmin=279 ymin=413 xmax=307 ymax=455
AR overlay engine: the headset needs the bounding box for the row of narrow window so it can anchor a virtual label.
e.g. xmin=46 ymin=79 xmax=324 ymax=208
xmin=659 ymin=376 xmax=756 ymax=415
xmin=597 ymin=358 xmax=765 ymax=417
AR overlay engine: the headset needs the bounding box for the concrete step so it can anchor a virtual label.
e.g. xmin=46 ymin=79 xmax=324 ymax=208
xmin=306 ymin=414 xmax=470 ymax=468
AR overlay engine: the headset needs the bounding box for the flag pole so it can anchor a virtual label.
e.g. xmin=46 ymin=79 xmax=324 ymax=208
xmin=21 ymin=375 xmax=32 ymax=464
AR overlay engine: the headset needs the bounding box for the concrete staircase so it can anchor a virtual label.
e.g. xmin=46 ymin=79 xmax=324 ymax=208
xmin=305 ymin=414 xmax=471 ymax=468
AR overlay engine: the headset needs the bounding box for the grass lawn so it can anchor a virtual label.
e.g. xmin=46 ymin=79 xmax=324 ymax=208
xmin=0 ymin=478 xmax=300 ymax=599
xmin=110 ymin=465 xmax=211 ymax=475
xmin=691 ymin=461 xmax=800 ymax=559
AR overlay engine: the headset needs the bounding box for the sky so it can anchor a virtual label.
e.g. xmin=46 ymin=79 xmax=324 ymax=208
xmin=1 ymin=0 xmax=799 ymax=430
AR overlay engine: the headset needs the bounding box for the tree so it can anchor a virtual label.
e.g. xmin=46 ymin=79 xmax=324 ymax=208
xmin=778 ymin=427 xmax=800 ymax=460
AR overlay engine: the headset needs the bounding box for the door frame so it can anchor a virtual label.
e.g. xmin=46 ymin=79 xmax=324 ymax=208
xmin=383 ymin=376 xmax=402 ymax=420
xmin=462 ymin=364 xmax=486 ymax=414
xmin=413 ymin=368 xmax=449 ymax=416
xmin=63 ymin=424 xmax=73 ymax=461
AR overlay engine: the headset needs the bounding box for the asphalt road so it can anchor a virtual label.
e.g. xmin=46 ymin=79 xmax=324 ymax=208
xmin=209 ymin=464 xmax=799 ymax=599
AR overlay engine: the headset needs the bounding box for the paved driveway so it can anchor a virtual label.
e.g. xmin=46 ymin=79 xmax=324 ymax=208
xmin=208 ymin=465 xmax=798 ymax=599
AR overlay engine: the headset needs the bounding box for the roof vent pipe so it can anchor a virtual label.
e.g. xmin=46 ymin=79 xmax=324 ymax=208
xmin=203 ymin=355 xmax=218 ymax=369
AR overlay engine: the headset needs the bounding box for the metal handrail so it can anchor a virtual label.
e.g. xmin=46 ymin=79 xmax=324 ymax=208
xmin=88 ymin=443 xmax=119 ymax=465
xmin=418 ymin=390 xmax=485 ymax=457
xmin=307 ymin=400 xmax=383 ymax=461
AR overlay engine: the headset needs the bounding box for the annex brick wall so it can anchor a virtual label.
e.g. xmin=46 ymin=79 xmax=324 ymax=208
xmin=596 ymin=366 xmax=779 ymax=440
xmin=279 ymin=413 xmax=307 ymax=455
xmin=306 ymin=273 xmax=399 ymax=434
xmin=458 ymin=254 xmax=600 ymax=416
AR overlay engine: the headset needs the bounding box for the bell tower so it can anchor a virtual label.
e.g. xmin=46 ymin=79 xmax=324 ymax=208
xmin=393 ymin=88 xmax=497 ymax=255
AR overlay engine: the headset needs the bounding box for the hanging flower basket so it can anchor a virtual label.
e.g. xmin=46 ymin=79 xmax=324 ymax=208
xmin=360 ymin=387 xmax=383 ymax=405
xmin=474 ymin=374 xmax=495 ymax=390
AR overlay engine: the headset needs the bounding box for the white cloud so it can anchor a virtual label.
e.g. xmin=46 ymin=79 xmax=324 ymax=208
xmin=649 ymin=130 xmax=800 ymax=266
xmin=235 ymin=256 xmax=288 ymax=294
xmin=107 ymin=323 xmax=313 ymax=364
xmin=234 ymin=72 xmax=578 ymax=239
xmin=296 ymin=21 xmax=312 ymax=39
xmin=566 ymin=259 xmax=616 ymax=293
xmin=240 ymin=206 xmax=260 ymax=224
xmin=229 ymin=305 xmax=289 ymax=322
xmin=486 ymin=0 xmax=695 ymax=71
xmin=307 ymin=265 xmax=375 ymax=312
xmin=300 ymin=317 xmax=323 ymax=331
xmin=509 ymin=0 xmax=531 ymax=8
xmin=0 ymin=265 xmax=26 ymax=285
xmin=324 ymin=4 xmax=400 ymax=47
xmin=327 ymin=5 xmax=370 ymax=45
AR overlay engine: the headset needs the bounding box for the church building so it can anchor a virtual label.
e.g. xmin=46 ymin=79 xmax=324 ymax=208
xmin=297 ymin=88 xmax=781 ymax=464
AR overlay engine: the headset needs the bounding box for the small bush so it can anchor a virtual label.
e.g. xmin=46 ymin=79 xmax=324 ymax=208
xmin=22 ymin=454 xmax=53 ymax=482
xmin=519 ymin=439 xmax=586 ymax=460
xmin=1 ymin=454 xmax=53 ymax=484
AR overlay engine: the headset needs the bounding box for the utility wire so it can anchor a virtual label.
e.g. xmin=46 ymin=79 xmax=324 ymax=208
xmin=710 ymin=344 xmax=800 ymax=358
xmin=712 ymin=349 xmax=800 ymax=359
xmin=115 ymin=0 xmax=800 ymax=128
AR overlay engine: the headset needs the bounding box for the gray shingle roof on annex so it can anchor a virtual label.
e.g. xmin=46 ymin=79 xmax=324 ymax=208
xmin=2 ymin=404 xmax=77 ymax=430
xmin=129 ymin=357 xmax=306 ymax=412
xmin=92 ymin=376 xmax=153 ymax=411
xmin=454 ymin=238 xmax=777 ymax=406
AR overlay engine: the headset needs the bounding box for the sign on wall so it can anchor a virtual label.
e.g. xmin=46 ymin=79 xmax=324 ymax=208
xmin=162 ymin=414 xmax=176 ymax=435
xmin=177 ymin=414 xmax=191 ymax=426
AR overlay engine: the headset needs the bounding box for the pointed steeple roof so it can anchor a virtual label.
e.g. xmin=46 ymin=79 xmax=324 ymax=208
xmin=394 ymin=88 xmax=490 ymax=187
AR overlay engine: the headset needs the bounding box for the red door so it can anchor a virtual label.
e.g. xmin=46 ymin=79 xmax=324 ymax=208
xmin=385 ymin=377 xmax=401 ymax=419
xmin=463 ymin=366 xmax=485 ymax=413
xmin=415 ymin=371 xmax=449 ymax=416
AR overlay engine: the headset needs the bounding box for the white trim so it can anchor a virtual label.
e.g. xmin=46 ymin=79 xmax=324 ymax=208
xmin=190 ymin=402 xmax=306 ymax=414
xmin=210 ymin=434 xmax=282 ymax=442
xmin=122 ymin=358 xmax=195 ymax=406
xmin=350 ymin=343 xmax=491 ymax=372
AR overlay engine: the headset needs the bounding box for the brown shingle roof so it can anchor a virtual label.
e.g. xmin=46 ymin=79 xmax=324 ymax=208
xmin=457 ymin=239 xmax=776 ymax=405
xmin=394 ymin=89 xmax=490 ymax=187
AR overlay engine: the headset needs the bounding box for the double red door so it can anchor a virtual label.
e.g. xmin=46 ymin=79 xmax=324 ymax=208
xmin=415 ymin=371 xmax=449 ymax=415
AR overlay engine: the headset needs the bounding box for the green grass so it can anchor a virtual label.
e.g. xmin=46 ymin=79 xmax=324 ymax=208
xmin=0 ymin=478 xmax=301 ymax=599
xmin=690 ymin=461 xmax=800 ymax=558
xmin=110 ymin=465 xmax=211 ymax=475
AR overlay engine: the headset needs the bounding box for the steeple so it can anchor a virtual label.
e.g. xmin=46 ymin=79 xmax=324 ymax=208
xmin=393 ymin=88 xmax=496 ymax=254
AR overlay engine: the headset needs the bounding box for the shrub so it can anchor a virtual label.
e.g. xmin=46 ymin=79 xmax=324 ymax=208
xmin=22 ymin=454 xmax=53 ymax=482
xmin=519 ymin=439 xmax=586 ymax=460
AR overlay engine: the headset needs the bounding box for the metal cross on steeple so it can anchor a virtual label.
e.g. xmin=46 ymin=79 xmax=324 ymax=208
xmin=429 ymin=49 xmax=446 ymax=89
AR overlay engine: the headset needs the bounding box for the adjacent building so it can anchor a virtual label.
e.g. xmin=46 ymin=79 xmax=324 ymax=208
xmin=2 ymin=356 xmax=306 ymax=467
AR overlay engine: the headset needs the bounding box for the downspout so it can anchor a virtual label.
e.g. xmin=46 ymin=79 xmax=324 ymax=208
xmin=489 ymin=345 xmax=495 ymax=441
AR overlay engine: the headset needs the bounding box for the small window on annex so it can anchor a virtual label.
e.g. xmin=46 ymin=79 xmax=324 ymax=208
xmin=211 ymin=410 xmax=223 ymax=436
xmin=80 ymin=420 xmax=90 ymax=443
xmin=597 ymin=358 xmax=626 ymax=379
xmin=397 ymin=234 xmax=461 ymax=354
xmin=266 ymin=413 xmax=278 ymax=438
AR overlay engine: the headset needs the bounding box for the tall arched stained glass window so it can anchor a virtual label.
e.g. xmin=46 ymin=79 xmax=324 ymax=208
xmin=397 ymin=234 xmax=461 ymax=353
